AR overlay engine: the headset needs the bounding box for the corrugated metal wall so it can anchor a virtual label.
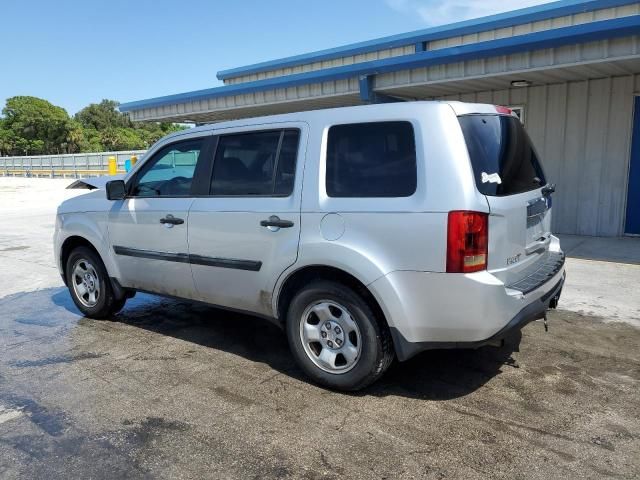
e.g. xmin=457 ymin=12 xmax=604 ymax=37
xmin=426 ymin=3 xmax=640 ymax=50
xmin=130 ymin=79 xmax=362 ymax=122
xmin=439 ymin=74 xmax=639 ymax=236
xmin=223 ymin=46 xmax=416 ymax=85
xmin=222 ymin=3 xmax=640 ymax=86
xmin=375 ymin=36 xmax=640 ymax=94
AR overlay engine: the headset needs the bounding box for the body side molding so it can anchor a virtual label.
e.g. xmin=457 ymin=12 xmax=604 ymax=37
xmin=113 ymin=246 xmax=262 ymax=271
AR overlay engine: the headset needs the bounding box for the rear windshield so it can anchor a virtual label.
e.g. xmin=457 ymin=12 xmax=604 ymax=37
xmin=458 ymin=114 xmax=545 ymax=196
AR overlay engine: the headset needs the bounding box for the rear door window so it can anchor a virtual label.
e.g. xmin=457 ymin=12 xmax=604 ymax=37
xmin=210 ymin=129 xmax=300 ymax=196
xmin=326 ymin=121 xmax=417 ymax=197
xmin=458 ymin=114 xmax=545 ymax=196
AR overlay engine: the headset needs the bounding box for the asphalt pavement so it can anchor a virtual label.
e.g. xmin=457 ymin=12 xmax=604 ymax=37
xmin=1 ymin=177 xmax=639 ymax=479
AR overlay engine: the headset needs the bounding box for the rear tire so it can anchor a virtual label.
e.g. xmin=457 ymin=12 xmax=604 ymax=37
xmin=65 ymin=246 xmax=125 ymax=319
xmin=286 ymin=280 xmax=394 ymax=391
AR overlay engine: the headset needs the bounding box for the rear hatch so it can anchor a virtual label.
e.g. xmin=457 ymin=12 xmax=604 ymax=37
xmin=458 ymin=111 xmax=559 ymax=288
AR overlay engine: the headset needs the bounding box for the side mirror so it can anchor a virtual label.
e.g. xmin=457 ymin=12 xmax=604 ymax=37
xmin=106 ymin=180 xmax=126 ymax=200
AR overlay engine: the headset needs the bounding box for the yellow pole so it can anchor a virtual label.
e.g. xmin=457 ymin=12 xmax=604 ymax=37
xmin=108 ymin=156 xmax=117 ymax=175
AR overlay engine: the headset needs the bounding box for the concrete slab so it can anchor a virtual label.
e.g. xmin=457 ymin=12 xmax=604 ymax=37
xmin=559 ymin=234 xmax=640 ymax=265
xmin=556 ymin=234 xmax=640 ymax=327
xmin=561 ymin=257 xmax=640 ymax=327
xmin=0 ymin=177 xmax=80 ymax=299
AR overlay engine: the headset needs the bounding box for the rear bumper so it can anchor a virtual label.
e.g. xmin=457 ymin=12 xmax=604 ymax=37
xmin=388 ymin=271 xmax=565 ymax=361
xmin=368 ymin=243 xmax=566 ymax=361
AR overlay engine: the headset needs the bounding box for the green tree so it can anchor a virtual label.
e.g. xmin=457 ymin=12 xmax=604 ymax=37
xmin=99 ymin=128 xmax=118 ymax=151
xmin=0 ymin=96 xmax=187 ymax=156
xmin=0 ymin=120 xmax=16 ymax=155
xmin=14 ymin=137 xmax=45 ymax=156
xmin=2 ymin=96 xmax=72 ymax=154
xmin=75 ymin=99 xmax=132 ymax=131
xmin=79 ymin=128 xmax=103 ymax=152
xmin=134 ymin=121 xmax=184 ymax=148
xmin=76 ymin=99 xmax=186 ymax=150
xmin=65 ymin=119 xmax=85 ymax=154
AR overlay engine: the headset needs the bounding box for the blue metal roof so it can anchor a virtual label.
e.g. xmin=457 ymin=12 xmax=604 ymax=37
xmin=216 ymin=0 xmax=640 ymax=80
xmin=119 ymin=15 xmax=640 ymax=113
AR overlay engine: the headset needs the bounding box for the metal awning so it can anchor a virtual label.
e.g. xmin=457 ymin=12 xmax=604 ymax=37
xmin=119 ymin=14 xmax=640 ymax=123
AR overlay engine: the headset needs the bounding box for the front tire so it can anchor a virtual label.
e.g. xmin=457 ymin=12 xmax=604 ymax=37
xmin=286 ymin=281 xmax=394 ymax=391
xmin=65 ymin=246 xmax=125 ymax=319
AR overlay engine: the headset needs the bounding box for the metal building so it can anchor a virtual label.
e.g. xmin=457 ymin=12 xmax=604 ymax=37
xmin=119 ymin=0 xmax=640 ymax=237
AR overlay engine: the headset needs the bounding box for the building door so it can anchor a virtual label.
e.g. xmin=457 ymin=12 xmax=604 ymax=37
xmin=625 ymin=96 xmax=640 ymax=235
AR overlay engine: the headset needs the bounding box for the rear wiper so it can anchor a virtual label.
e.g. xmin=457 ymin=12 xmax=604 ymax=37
xmin=541 ymin=183 xmax=556 ymax=195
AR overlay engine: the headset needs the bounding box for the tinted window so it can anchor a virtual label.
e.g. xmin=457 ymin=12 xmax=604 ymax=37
xmin=459 ymin=115 xmax=546 ymax=196
xmin=211 ymin=129 xmax=300 ymax=196
xmin=274 ymin=130 xmax=299 ymax=195
xmin=131 ymin=139 xmax=203 ymax=197
xmin=326 ymin=122 xmax=417 ymax=197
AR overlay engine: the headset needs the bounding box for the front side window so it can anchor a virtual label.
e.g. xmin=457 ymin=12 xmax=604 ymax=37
xmin=326 ymin=121 xmax=417 ymax=197
xmin=131 ymin=139 xmax=203 ymax=197
xmin=210 ymin=129 xmax=300 ymax=196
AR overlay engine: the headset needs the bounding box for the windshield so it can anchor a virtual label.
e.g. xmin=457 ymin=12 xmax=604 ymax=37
xmin=458 ymin=114 xmax=546 ymax=196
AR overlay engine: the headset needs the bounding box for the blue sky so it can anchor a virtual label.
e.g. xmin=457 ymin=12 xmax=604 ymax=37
xmin=0 ymin=0 xmax=552 ymax=115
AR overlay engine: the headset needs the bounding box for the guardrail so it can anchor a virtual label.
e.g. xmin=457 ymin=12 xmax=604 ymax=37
xmin=0 ymin=150 xmax=147 ymax=178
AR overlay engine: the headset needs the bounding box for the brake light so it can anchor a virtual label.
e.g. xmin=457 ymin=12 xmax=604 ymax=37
xmin=446 ymin=211 xmax=488 ymax=273
xmin=495 ymin=105 xmax=512 ymax=115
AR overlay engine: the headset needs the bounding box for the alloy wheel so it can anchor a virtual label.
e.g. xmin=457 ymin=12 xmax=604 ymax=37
xmin=71 ymin=258 xmax=101 ymax=308
xmin=299 ymin=301 xmax=362 ymax=374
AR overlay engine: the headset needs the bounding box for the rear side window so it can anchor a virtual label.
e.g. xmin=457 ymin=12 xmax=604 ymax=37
xmin=210 ymin=129 xmax=300 ymax=196
xmin=326 ymin=121 xmax=417 ymax=197
xmin=458 ymin=115 xmax=546 ymax=196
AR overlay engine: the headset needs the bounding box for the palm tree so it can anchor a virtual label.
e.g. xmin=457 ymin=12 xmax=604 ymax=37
xmin=65 ymin=121 xmax=84 ymax=153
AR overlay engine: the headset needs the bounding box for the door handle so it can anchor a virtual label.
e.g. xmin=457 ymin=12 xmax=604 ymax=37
xmin=160 ymin=214 xmax=184 ymax=226
xmin=260 ymin=215 xmax=294 ymax=229
xmin=525 ymin=235 xmax=551 ymax=255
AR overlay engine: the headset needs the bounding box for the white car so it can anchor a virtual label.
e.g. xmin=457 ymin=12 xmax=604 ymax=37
xmin=55 ymin=102 xmax=565 ymax=390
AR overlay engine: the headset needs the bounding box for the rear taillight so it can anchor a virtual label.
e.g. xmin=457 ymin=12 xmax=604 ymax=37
xmin=446 ymin=211 xmax=488 ymax=273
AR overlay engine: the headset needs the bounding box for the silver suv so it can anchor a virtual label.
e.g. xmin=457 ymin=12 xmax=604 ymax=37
xmin=54 ymin=102 xmax=565 ymax=390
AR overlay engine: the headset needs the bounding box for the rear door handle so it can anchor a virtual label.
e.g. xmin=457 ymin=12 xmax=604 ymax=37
xmin=260 ymin=215 xmax=294 ymax=229
xmin=159 ymin=214 xmax=184 ymax=226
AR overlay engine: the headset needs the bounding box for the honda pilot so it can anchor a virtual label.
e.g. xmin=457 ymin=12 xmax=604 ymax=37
xmin=54 ymin=102 xmax=565 ymax=390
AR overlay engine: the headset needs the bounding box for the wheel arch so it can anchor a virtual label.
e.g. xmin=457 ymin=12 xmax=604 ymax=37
xmin=60 ymin=234 xmax=130 ymax=301
xmin=56 ymin=211 xmax=121 ymax=281
xmin=60 ymin=236 xmax=103 ymax=285
xmin=275 ymin=264 xmax=389 ymax=332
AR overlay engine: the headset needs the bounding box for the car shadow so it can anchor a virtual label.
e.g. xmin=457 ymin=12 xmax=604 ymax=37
xmin=367 ymin=333 xmax=521 ymax=400
xmin=51 ymin=289 xmax=521 ymax=400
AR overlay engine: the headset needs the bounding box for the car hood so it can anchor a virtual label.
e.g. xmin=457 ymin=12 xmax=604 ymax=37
xmin=66 ymin=174 xmax=125 ymax=191
xmin=57 ymin=181 xmax=115 ymax=215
